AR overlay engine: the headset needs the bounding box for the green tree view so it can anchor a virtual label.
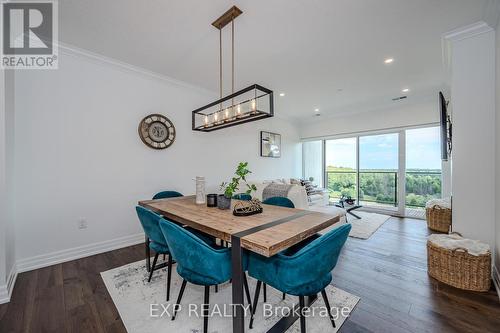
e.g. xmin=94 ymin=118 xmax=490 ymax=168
xmin=326 ymin=166 xmax=441 ymax=207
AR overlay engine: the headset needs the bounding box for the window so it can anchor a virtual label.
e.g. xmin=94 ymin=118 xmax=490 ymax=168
xmin=302 ymin=126 xmax=443 ymax=218
xmin=302 ymin=140 xmax=323 ymax=187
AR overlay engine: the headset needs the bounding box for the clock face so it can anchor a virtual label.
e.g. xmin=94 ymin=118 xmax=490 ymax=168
xmin=138 ymin=114 xmax=175 ymax=149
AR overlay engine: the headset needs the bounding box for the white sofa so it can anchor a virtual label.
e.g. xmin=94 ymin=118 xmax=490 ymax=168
xmin=247 ymin=179 xmax=328 ymax=210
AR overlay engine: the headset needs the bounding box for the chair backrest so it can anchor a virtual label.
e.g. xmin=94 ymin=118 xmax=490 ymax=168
xmin=232 ymin=193 xmax=252 ymax=201
xmin=159 ymin=219 xmax=231 ymax=285
xmin=152 ymin=191 xmax=183 ymax=200
xmin=136 ymin=206 xmax=167 ymax=246
xmin=286 ymin=224 xmax=351 ymax=276
xmin=262 ymin=196 xmax=295 ymax=208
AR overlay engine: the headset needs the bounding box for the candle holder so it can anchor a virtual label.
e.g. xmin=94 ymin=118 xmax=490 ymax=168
xmin=206 ymin=194 xmax=218 ymax=207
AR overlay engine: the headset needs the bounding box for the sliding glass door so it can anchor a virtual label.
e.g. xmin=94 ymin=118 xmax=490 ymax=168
xmin=325 ymin=138 xmax=357 ymax=202
xmin=405 ymin=127 xmax=442 ymax=217
xmin=303 ymin=126 xmax=443 ymax=217
xmin=359 ymin=133 xmax=399 ymax=211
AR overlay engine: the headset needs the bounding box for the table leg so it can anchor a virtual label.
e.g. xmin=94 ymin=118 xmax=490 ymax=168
xmin=231 ymin=235 xmax=245 ymax=333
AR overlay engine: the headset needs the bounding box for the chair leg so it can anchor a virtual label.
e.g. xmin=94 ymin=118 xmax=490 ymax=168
xmin=249 ymin=280 xmax=262 ymax=329
xmin=299 ymin=296 xmax=306 ymax=333
xmin=145 ymin=236 xmax=151 ymax=272
xmin=243 ymin=274 xmax=253 ymax=313
xmin=166 ymin=254 xmax=172 ymax=301
xmin=320 ymin=289 xmax=336 ymax=328
xmin=263 ymin=283 xmax=267 ymax=302
xmin=215 ymin=285 xmax=218 ymax=293
xmin=148 ymin=253 xmax=159 ymax=282
xmin=203 ymin=286 xmax=210 ymax=333
xmin=282 ymin=292 xmax=286 ymax=300
xmin=172 ymin=279 xmax=187 ymax=321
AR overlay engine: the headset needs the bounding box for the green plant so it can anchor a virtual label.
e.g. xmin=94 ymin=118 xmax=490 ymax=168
xmin=220 ymin=162 xmax=258 ymax=198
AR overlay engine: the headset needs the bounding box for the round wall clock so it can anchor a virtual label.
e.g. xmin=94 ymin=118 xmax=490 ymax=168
xmin=138 ymin=114 xmax=176 ymax=149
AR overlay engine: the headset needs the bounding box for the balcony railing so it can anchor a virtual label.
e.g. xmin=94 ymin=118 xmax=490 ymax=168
xmin=326 ymin=170 xmax=442 ymax=208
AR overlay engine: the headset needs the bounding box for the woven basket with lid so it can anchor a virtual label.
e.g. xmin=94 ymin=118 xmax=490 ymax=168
xmin=427 ymin=233 xmax=491 ymax=292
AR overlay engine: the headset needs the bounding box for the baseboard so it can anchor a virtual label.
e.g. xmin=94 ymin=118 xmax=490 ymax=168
xmin=0 ymin=264 xmax=18 ymax=304
xmin=493 ymin=265 xmax=500 ymax=302
xmin=16 ymin=233 xmax=144 ymax=274
xmin=0 ymin=285 xmax=8 ymax=304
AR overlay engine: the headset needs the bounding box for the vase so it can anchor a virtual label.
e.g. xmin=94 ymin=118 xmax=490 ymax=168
xmin=217 ymin=194 xmax=231 ymax=210
xmin=195 ymin=176 xmax=206 ymax=204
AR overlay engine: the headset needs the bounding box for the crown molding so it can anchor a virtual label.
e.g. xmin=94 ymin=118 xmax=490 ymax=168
xmin=441 ymin=21 xmax=494 ymax=77
xmin=442 ymin=21 xmax=493 ymax=43
xmin=56 ymin=41 xmax=216 ymax=97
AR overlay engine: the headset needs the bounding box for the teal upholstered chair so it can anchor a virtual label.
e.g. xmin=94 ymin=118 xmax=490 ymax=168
xmin=248 ymin=224 xmax=351 ymax=332
xmin=258 ymin=196 xmax=295 ymax=301
xmin=262 ymin=196 xmax=295 ymax=208
xmin=146 ymin=191 xmax=184 ymax=272
xmin=136 ymin=206 xmax=175 ymax=301
xmin=153 ymin=190 xmax=183 ymax=200
xmin=233 ymin=193 xmax=252 ymax=200
xmin=159 ymin=219 xmax=253 ymax=333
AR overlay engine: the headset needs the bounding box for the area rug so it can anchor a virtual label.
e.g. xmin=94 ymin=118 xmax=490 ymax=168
xmin=101 ymin=260 xmax=360 ymax=333
xmin=347 ymin=212 xmax=391 ymax=239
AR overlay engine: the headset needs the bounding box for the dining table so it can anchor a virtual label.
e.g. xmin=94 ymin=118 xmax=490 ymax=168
xmin=139 ymin=195 xmax=341 ymax=333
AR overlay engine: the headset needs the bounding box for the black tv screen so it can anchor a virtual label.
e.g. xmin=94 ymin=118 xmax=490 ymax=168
xmin=439 ymin=92 xmax=448 ymax=161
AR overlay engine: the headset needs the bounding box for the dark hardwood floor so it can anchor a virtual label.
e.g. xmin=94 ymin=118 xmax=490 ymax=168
xmin=1 ymin=217 xmax=499 ymax=332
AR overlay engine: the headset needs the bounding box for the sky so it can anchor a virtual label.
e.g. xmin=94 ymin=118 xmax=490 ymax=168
xmin=324 ymin=127 xmax=442 ymax=170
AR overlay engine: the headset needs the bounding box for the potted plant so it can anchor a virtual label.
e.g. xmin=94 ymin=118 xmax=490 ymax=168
xmin=218 ymin=162 xmax=257 ymax=210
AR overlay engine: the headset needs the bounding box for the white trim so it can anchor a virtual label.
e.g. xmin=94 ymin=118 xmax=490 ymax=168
xmin=442 ymin=21 xmax=494 ymax=44
xmin=442 ymin=21 xmax=495 ymax=73
xmin=1 ymin=233 xmax=145 ymax=303
xmin=16 ymin=233 xmax=144 ymax=274
xmin=56 ymin=41 xmax=216 ymax=96
xmin=493 ymin=265 xmax=500 ymax=302
xmin=0 ymin=264 xmax=17 ymax=304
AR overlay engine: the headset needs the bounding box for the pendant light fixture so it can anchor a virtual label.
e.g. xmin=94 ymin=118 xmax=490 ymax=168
xmin=192 ymin=6 xmax=274 ymax=132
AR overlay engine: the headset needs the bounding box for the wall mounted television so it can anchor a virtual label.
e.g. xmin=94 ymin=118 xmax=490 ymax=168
xmin=439 ymin=91 xmax=451 ymax=161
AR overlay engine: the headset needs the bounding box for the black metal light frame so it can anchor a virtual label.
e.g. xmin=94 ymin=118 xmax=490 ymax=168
xmin=192 ymin=84 xmax=274 ymax=132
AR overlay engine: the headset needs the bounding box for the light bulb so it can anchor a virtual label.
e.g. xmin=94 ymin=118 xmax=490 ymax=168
xmin=214 ymin=112 xmax=218 ymax=122
xmin=251 ymin=99 xmax=256 ymax=111
xmin=225 ymin=108 xmax=229 ymax=119
xmin=237 ymin=104 xmax=241 ymax=115
xmin=204 ymin=115 xmax=208 ymax=125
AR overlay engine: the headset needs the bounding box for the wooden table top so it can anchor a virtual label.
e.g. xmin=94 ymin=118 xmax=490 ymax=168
xmin=138 ymin=196 xmax=341 ymax=257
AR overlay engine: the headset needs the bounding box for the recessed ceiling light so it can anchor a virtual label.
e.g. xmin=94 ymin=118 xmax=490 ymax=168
xmin=314 ymin=108 xmax=320 ymax=112
xmin=402 ymin=88 xmax=410 ymax=93
xmin=279 ymin=92 xmax=285 ymax=97
xmin=384 ymin=58 xmax=394 ymax=64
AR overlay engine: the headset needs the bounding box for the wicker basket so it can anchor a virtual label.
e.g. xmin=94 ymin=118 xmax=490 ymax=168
xmin=427 ymin=235 xmax=491 ymax=292
xmin=426 ymin=205 xmax=451 ymax=233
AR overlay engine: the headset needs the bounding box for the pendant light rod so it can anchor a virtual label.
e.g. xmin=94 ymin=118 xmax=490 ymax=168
xmin=219 ymin=27 xmax=222 ymax=100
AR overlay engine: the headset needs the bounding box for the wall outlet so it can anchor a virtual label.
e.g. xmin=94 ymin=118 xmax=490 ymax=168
xmin=77 ymin=218 xmax=88 ymax=229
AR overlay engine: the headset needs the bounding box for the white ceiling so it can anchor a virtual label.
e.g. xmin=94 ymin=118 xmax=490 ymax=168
xmin=59 ymin=0 xmax=488 ymax=120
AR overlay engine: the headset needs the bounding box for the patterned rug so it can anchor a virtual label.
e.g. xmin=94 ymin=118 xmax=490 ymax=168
xmin=101 ymin=260 xmax=360 ymax=333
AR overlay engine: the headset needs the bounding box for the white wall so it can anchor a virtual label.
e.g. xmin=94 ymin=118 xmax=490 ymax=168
xmin=496 ymin=21 xmax=500 ymax=274
xmin=0 ymin=70 xmax=6 ymax=292
xmin=299 ymin=99 xmax=452 ymax=199
xmin=447 ymin=25 xmax=496 ymax=253
xmin=13 ymin=49 xmax=301 ymax=265
xmin=299 ymin=99 xmax=438 ymax=140
xmin=0 ymin=69 xmax=16 ymax=303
